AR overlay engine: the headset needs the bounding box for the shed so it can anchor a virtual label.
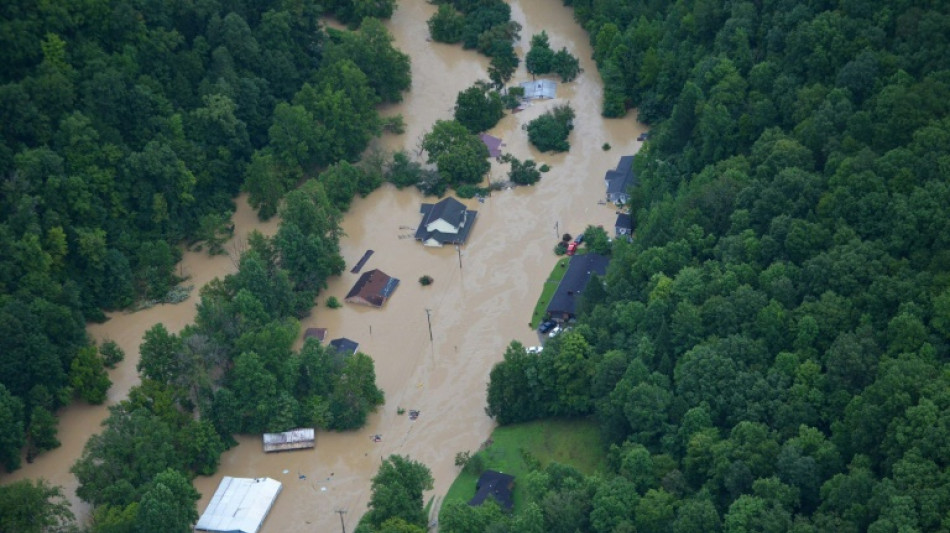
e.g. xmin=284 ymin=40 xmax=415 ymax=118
xmin=469 ymin=470 xmax=515 ymax=511
xmin=303 ymin=328 xmax=327 ymax=342
xmin=262 ymin=428 xmax=315 ymax=453
xmin=519 ymin=79 xmax=557 ymax=100
xmin=615 ymin=213 xmax=633 ymax=237
xmin=546 ymin=253 xmax=610 ymax=323
xmin=329 ymin=337 xmax=359 ymax=355
xmin=344 ymin=269 xmax=400 ymax=307
xmin=478 ymin=133 xmax=503 ymax=159
xmin=195 ymin=477 xmax=282 ymax=533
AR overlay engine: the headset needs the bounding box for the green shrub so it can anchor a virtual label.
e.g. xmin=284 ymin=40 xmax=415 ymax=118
xmin=419 ymin=275 xmax=434 ymax=286
xmin=100 ymin=340 xmax=125 ymax=369
xmin=326 ymin=296 xmax=342 ymax=308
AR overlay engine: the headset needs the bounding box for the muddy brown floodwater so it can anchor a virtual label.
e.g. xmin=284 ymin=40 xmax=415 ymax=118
xmin=1 ymin=0 xmax=647 ymax=530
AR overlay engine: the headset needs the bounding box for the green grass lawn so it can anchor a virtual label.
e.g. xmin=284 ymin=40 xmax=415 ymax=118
xmin=530 ymin=256 xmax=571 ymax=328
xmin=440 ymin=418 xmax=606 ymax=518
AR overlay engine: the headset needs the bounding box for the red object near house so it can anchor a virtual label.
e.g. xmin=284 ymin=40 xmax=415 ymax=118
xmin=566 ymin=242 xmax=578 ymax=256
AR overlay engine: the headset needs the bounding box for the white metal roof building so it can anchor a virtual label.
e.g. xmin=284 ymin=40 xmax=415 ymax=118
xmin=519 ymin=79 xmax=557 ymax=100
xmin=262 ymin=428 xmax=315 ymax=453
xmin=195 ymin=477 xmax=282 ymax=533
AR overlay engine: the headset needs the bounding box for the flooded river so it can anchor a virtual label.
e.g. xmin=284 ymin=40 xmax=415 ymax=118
xmin=1 ymin=0 xmax=646 ymax=530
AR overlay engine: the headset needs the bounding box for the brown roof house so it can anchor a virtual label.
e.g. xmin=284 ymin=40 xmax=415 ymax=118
xmin=344 ymin=269 xmax=400 ymax=308
xmin=414 ymin=197 xmax=478 ymax=247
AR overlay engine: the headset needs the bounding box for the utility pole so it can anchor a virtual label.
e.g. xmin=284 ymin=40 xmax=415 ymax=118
xmin=425 ymin=308 xmax=433 ymax=341
xmin=455 ymin=245 xmax=462 ymax=269
xmin=335 ymin=508 xmax=347 ymax=533
xmin=555 ymin=220 xmax=559 ymax=239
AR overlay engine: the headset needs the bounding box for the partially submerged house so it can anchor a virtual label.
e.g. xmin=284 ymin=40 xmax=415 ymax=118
xmin=195 ymin=477 xmax=282 ymax=533
xmin=519 ymin=79 xmax=557 ymax=100
xmin=345 ymin=269 xmax=399 ymax=307
xmin=262 ymin=428 xmax=315 ymax=453
xmin=545 ymin=253 xmax=610 ymax=323
xmin=329 ymin=337 xmax=359 ymax=355
xmin=303 ymin=328 xmax=327 ymax=342
xmin=414 ymin=197 xmax=478 ymax=247
xmin=469 ymin=470 xmax=515 ymax=511
xmin=479 ymin=133 xmax=504 ymax=159
xmin=605 ymin=155 xmax=637 ymax=205
xmin=615 ymin=213 xmax=633 ymax=237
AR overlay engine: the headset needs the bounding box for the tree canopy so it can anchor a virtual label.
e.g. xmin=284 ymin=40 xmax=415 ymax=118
xmin=482 ymin=0 xmax=950 ymax=531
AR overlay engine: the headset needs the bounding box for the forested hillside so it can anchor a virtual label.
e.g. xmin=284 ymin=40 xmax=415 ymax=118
xmin=0 ymin=0 xmax=405 ymax=476
xmin=477 ymin=0 xmax=950 ymax=531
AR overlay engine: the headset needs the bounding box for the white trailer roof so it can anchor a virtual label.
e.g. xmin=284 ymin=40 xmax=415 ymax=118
xmin=195 ymin=477 xmax=282 ymax=533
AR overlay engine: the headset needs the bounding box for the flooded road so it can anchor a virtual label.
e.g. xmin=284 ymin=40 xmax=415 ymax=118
xmin=1 ymin=0 xmax=646 ymax=529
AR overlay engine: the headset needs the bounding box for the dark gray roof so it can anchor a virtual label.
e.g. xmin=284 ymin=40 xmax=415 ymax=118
xmin=329 ymin=337 xmax=359 ymax=355
xmin=615 ymin=213 xmax=633 ymax=230
xmin=605 ymin=155 xmax=637 ymax=196
xmin=414 ymin=197 xmax=478 ymax=245
xmin=469 ymin=470 xmax=515 ymax=510
xmin=546 ymin=253 xmax=610 ymax=318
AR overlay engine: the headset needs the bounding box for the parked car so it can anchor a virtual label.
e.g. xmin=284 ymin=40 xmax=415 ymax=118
xmin=566 ymin=241 xmax=579 ymax=256
xmin=637 ymin=131 xmax=650 ymax=141
xmin=548 ymin=325 xmax=562 ymax=338
xmin=527 ymin=346 xmax=543 ymax=354
xmin=574 ymin=234 xmax=584 ymax=244
xmin=538 ymin=320 xmax=556 ymax=334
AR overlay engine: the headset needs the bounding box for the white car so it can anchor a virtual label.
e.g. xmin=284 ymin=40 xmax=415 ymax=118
xmin=526 ymin=346 xmax=543 ymax=354
xmin=548 ymin=326 xmax=562 ymax=338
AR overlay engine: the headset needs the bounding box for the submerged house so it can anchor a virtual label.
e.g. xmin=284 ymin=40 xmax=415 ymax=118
xmin=545 ymin=253 xmax=610 ymax=323
xmin=519 ymin=79 xmax=557 ymax=100
xmin=605 ymin=155 xmax=637 ymax=205
xmin=303 ymin=328 xmax=327 ymax=342
xmin=262 ymin=428 xmax=315 ymax=453
xmin=345 ymin=269 xmax=399 ymax=307
xmin=329 ymin=337 xmax=359 ymax=355
xmin=196 ymin=477 xmax=282 ymax=533
xmin=479 ymin=133 xmax=504 ymax=159
xmin=469 ymin=470 xmax=515 ymax=511
xmin=414 ymin=197 xmax=478 ymax=247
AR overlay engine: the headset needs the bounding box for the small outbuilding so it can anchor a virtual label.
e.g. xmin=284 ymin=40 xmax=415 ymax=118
xmin=262 ymin=428 xmax=315 ymax=453
xmin=345 ymin=269 xmax=400 ymax=307
xmin=605 ymin=155 xmax=637 ymax=205
xmin=519 ymin=79 xmax=557 ymax=100
xmin=615 ymin=213 xmax=633 ymax=237
xmin=546 ymin=253 xmax=610 ymax=323
xmin=479 ymin=133 xmax=504 ymax=159
xmin=414 ymin=197 xmax=478 ymax=247
xmin=469 ymin=470 xmax=515 ymax=511
xmin=329 ymin=337 xmax=359 ymax=355
xmin=195 ymin=477 xmax=282 ymax=533
xmin=303 ymin=328 xmax=327 ymax=342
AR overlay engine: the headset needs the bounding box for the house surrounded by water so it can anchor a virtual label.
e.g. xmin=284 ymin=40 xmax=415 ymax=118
xmin=262 ymin=428 xmax=315 ymax=453
xmin=414 ymin=197 xmax=478 ymax=247
xmin=345 ymin=269 xmax=399 ymax=307
xmin=605 ymin=155 xmax=637 ymax=205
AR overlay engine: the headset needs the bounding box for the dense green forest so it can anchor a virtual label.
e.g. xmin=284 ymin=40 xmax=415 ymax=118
xmin=469 ymin=0 xmax=950 ymax=531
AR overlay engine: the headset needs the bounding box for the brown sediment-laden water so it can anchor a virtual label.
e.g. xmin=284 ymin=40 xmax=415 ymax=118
xmin=1 ymin=0 xmax=647 ymax=530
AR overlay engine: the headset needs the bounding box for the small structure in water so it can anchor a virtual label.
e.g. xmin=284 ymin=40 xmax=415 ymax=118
xmin=329 ymin=337 xmax=360 ymax=355
xmin=303 ymin=328 xmax=327 ymax=342
xmin=262 ymin=428 xmax=315 ymax=453
xmin=478 ymin=133 xmax=504 ymax=159
xmin=196 ymin=476 xmax=282 ymax=533
xmin=345 ymin=269 xmax=400 ymax=307
xmin=519 ymin=79 xmax=557 ymax=100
